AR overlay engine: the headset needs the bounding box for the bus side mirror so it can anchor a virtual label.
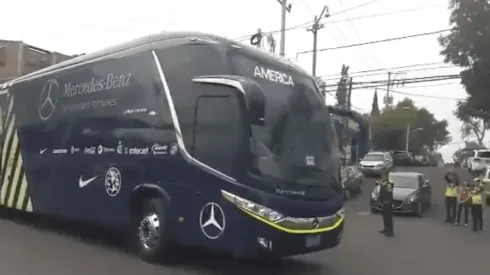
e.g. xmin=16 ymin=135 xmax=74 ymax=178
xmin=192 ymin=75 xmax=266 ymax=126
xmin=240 ymin=79 xmax=265 ymax=126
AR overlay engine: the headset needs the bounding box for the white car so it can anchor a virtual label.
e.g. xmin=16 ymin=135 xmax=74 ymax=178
xmin=358 ymin=151 xmax=393 ymax=176
xmin=479 ymin=167 xmax=490 ymax=202
xmin=467 ymin=149 xmax=490 ymax=173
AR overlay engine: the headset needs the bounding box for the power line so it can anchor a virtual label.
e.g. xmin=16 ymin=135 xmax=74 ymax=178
xmin=323 ymin=74 xmax=461 ymax=88
xmin=322 ymin=64 xmax=458 ymax=80
xmin=321 ymin=5 xmax=445 ymax=27
xmin=234 ymin=4 xmax=444 ymax=42
xmin=377 ymin=87 xmax=465 ymax=100
xmin=321 ymin=61 xmax=447 ymax=77
xmin=322 ymin=75 xmax=462 ymax=93
xmin=234 ymin=0 xmax=383 ymax=41
xmin=296 ymin=29 xmax=452 ymax=55
xmin=336 ymin=0 xmax=382 ymax=67
xmin=394 ymin=81 xmax=461 ymax=89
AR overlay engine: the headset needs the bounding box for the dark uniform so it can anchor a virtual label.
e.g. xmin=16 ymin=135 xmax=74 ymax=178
xmin=378 ymin=177 xmax=394 ymax=237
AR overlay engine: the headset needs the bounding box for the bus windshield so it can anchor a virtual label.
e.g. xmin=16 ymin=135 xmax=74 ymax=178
xmin=229 ymin=50 xmax=341 ymax=198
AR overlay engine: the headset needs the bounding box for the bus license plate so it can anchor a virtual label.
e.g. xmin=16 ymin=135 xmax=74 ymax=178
xmin=305 ymin=234 xmax=321 ymax=247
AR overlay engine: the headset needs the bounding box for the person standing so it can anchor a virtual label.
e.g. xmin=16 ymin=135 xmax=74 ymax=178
xmin=444 ymin=169 xmax=459 ymax=223
xmin=455 ymin=180 xmax=471 ymax=226
xmin=470 ymin=178 xmax=484 ymax=232
xmin=378 ymin=172 xmax=394 ymax=237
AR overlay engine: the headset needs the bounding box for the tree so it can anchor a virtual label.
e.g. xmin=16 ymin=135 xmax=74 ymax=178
xmin=335 ymin=65 xmax=349 ymax=107
xmin=371 ymin=98 xmax=451 ymax=154
xmin=370 ymin=90 xmax=380 ymax=118
xmin=439 ymin=0 xmax=490 ymax=117
xmin=455 ymin=100 xmax=488 ymax=147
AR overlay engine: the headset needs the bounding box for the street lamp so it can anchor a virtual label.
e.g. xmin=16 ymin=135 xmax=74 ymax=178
xmin=401 ymin=106 xmax=423 ymax=151
xmin=406 ymin=126 xmax=423 ymax=151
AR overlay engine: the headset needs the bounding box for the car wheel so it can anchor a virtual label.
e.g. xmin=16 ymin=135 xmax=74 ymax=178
xmin=344 ymin=189 xmax=352 ymax=200
xmin=414 ymin=201 xmax=423 ymax=217
xmin=133 ymin=197 xmax=172 ymax=263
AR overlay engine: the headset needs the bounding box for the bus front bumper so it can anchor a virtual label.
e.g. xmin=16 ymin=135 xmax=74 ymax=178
xmin=230 ymin=213 xmax=344 ymax=258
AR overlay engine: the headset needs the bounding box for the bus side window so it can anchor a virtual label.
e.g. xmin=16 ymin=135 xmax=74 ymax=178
xmin=192 ymin=95 xmax=242 ymax=177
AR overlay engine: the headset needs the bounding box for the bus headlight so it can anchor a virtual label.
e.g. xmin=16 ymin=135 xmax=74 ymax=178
xmin=221 ymin=190 xmax=284 ymax=222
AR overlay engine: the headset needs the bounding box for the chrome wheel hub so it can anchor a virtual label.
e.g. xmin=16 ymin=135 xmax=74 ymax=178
xmin=138 ymin=213 xmax=160 ymax=249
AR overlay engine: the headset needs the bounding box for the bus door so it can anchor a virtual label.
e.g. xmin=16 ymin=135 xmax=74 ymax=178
xmin=0 ymin=87 xmax=10 ymax=179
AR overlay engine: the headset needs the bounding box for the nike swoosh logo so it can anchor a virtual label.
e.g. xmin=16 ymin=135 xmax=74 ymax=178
xmin=79 ymin=176 xmax=98 ymax=188
xmin=40 ymin=148 xmax=47 ymax=154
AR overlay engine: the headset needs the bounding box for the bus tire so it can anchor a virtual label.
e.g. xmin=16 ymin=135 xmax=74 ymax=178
xmin=133 ymin=197 xmax=172 ymax=263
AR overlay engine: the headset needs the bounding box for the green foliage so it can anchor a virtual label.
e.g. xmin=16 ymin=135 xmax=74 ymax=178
xmin=439 ymin=0 xmax=490 ymax=116
xmin=370 ymin=90 xmax=380 ymax=117
xmin=371 ymin=98 xmax=451 ymax=154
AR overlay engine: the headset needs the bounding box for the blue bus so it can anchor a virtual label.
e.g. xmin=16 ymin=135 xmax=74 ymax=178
xmin=0 ymin=32 xmax=344 ymax=262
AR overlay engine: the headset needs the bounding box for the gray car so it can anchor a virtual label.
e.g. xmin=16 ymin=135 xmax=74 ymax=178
xmin=369 ymin=172 xmax=432 ymax=216
xmin=358 ymin=151 xmax=393 ymax=176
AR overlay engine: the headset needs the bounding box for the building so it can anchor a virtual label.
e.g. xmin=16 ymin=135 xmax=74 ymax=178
xmin=330 ymin=107 xmax=371 ymax=165
xmin=0 ymin=39 xmax=73 ymax=84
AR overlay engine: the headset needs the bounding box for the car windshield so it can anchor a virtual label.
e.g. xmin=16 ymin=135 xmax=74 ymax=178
xmin=229 ymin=50 xmax=341 ymax=197
xmin=363 ymin=154 xmax=384 ymax=161
xmin=477 ymin=151 xmax=490 ymax=158
xmin=390 ymin=175 xmax=419 ymax=189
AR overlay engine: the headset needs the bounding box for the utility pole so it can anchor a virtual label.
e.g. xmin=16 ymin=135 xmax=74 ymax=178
xmin=346 ymin=77 xmax=353 ymax=110
xmin=307 ymin=5 xmax=329 ymax=76
xmin=383 ymin=71 xmax=393 ymax=108
xmin=276 ymin=0 xmax=292 ymax=57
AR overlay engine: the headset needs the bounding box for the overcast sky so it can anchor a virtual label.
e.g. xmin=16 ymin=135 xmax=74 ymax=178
xmin=1 ymin=0 xmax=483 ymax=162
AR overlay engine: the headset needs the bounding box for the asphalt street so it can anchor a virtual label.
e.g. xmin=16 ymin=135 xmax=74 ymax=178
xmin=0 ymin=167 xmax=488 ymax=275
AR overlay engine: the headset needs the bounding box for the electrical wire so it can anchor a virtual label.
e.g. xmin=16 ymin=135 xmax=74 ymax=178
xmin=322 ymin=74 xmax=461 ymax=88
xmin=234 ymin=3 xmax=444 ymax=42
xmin=233 ymin=0 xmax=384 ymax=41
xmin=322 ymin=75 xmax=463 ymax=95
xmin=320 ymin=61 xmax=448 ymax=77
xmin=377 ymin=87 xmax=466 ymax=100
xmin=393 ymin=81 xmax=461 ymax=89
xmin=296 ymin=29 xmax=452 ymax=55
xmin=336 ymin=0 xmax=382 ymax=67
xmin=321 ymin=64 xmax=458 ymax=80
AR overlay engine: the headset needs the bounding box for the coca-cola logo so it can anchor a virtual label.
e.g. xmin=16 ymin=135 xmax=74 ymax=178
xmin=84 ymin=146 xmax=96 ymax=154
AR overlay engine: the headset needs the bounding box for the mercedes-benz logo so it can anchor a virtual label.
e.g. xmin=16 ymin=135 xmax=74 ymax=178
xmin=312 ymin=218 xmax=320 ymax=229
xmin=105 ymin=167 xmax=122 ymax=197
xmin=199 ymin=202 xmax=226 ymax=240
xmin=38 ymin=79 xmax=60 ymax=120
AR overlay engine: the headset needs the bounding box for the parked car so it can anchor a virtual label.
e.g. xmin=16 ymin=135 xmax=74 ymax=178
xmin=358 ymin=151 xmax=393 ymax=177
xmin=370 ymin=172 xmax=432 ymax=216
xmin=478 ymin=167 xmax=490 ymax=203
xmin=467 ymin=149 xmax=490 ymax=174
xmin=341 ymin=166 xmax=364 ymax=200
xmin=392 ymin=151 xmax=415 ymax=166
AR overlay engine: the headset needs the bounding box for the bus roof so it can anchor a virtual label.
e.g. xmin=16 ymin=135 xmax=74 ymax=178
xmin=3 ymin=31 xmax=307 ymax=88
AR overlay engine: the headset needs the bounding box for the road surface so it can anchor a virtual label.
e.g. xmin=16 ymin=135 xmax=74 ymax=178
xmin=0 ymin=167 xmax=487 ymax=275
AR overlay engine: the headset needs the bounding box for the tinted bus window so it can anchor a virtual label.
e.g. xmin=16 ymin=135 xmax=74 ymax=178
xmin=193 ymin=95 xmax=243 ymax=177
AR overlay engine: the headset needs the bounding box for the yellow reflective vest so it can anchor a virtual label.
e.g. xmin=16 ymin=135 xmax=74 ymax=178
xmin=445 ymin=185 xmax=458 ymax=197
xmin=471 ymin=191 xmax=483 ymax=205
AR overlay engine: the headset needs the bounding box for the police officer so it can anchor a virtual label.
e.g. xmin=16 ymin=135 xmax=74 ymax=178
xmin=444 ymin=169 xmax=459 ymax=223
xmin=378 ymin=172 xmax=394 ymax=237
xmin=470 ymin=178 xmax=484 ymax=232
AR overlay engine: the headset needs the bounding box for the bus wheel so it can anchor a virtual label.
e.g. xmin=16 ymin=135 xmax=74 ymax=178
xmin=134 ymin=197 xmax=171 ymax=263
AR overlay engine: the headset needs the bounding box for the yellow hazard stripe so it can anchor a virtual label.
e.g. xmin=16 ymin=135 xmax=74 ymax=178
xmin=0 ymin=95 xmax=33 ymax=212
